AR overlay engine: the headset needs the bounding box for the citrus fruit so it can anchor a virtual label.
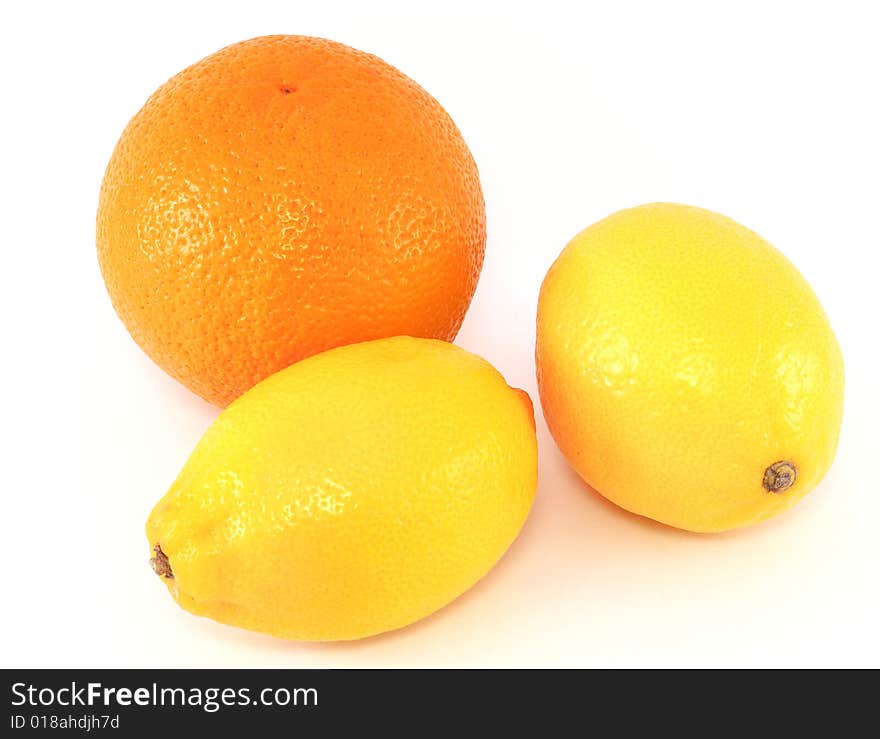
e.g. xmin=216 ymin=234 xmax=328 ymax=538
xmin=536 ymin=203 xmax=844 ymax=533
xmin=97 ymin=35 xmax=485 ymax=407
xmin=146 ymin=337 xmax=537 ymax=641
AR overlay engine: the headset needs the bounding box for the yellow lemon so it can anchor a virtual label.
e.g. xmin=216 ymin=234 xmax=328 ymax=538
xmin=147 ymin=337 xmax=537 ymax=640
xmin=536 ymin=203 xmax=844 ymax=533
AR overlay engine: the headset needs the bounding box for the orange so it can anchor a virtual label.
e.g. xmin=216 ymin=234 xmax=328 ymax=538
xmin=97 ymin=35 xmax=485 ymax=406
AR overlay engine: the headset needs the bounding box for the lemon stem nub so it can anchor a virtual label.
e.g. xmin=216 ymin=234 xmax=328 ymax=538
xmin=150 ymin=545 xmax=174 ymax=579
xmin=763 ymin=461 xmax=797 ymax=493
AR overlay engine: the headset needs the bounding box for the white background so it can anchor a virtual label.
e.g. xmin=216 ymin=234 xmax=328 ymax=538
xmin=3 ymin=0 xmax=878 ymax=668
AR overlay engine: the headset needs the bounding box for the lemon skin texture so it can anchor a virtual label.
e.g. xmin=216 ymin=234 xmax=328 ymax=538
xmin=536 ymin=203 xmax=844 ymax=533
xmin=147 ymin=337 xmax=537 ymax=640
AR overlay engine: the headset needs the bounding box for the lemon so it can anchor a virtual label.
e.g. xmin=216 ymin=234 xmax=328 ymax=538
xmin=147 ymin=337 xmax=537 ymax=640
xmin=536 ymin=203 xmax=844 ymax=533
